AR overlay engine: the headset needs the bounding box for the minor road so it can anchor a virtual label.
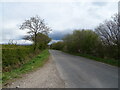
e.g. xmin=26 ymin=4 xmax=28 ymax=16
xmin=49 ymin=50 xmax=118 ymax=88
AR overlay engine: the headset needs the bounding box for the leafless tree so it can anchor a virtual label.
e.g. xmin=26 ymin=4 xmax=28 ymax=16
xmin=95 ymin=14 xmax=120 ymax=59
xmin=20 ymin=15 xmax=52 ymax=50
xmin=95 ymin=14 xmax=120 ymax=46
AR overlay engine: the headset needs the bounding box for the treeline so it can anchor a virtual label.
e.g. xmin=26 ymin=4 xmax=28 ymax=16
xmin=51 ymin=14 xmax=119 ymax=66
xmin=2 ymin=16 xmax=51 ymax=72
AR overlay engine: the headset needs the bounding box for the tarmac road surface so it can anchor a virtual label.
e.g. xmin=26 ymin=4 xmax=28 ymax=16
xmin=49 ymin=50 xmax=118 ymax=88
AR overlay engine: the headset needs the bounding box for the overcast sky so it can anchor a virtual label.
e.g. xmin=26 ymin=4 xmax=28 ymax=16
xmin=0 ymin=0 xmax=118 ymax=44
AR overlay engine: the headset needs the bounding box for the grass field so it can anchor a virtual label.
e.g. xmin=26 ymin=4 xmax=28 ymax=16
xmin=2 ymin=49 xmax=50 ymax=85
xmin=2 ymin=45 xmax=36 ymax=72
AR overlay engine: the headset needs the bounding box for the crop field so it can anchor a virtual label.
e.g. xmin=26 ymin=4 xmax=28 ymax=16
xmin=2 ymin=49 xmax=49 ymax=84
xmin=2 ymin=44 xmax=38 ymax=72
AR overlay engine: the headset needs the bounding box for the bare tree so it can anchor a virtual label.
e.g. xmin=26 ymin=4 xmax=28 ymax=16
xmin=95 ymin=13 xmax=120 ymax=59
xmin=20 ymin=15 xmax=52 ymax=50
xmin=95 ymin=14 xmax=120 ymax=46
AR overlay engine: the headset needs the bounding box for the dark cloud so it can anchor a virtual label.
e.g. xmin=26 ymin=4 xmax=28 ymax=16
xmin=49 ymin=30 xmax=72 ymax=40
xmin=1 ymin=2 xmax=117 ymax=44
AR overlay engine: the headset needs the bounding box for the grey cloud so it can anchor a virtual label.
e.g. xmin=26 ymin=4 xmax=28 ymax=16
xmin=49 ymin=30 xmax=72 ymax=40
xmin=1 ymin=2 xmax=118 ymax=44
xmin=92 ymin=2 xmax=107 ymax=6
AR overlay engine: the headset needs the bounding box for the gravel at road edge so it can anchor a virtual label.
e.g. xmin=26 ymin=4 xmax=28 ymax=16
xmin=6 ymin=56 xmax=65 ymax=88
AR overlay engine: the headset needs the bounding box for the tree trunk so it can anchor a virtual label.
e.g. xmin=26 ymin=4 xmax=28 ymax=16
xmin=34 ymin=32 xmax=37 ymax=50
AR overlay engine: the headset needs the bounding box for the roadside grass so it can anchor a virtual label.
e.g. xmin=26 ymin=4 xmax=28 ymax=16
xmin=2 ymin=49 xmax=50 ymax=85
xmin=64 ymin=51 xmax=119 ymax=67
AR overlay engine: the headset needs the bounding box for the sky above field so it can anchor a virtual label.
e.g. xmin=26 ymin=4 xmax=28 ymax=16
xmin=0 ymin=0 xmax=118 ymax=44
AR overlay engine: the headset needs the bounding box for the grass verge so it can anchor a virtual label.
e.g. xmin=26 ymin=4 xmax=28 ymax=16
xmin=64 ymin=51 xmax=119 ymax=67
xmin=2 ymin=49 xmax=50 ymax=85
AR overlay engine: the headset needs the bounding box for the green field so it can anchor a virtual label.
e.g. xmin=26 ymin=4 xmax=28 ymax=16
xmin=2 ymin=44 xmax=50 ymax=85
xmin=2 ymin=49 xmax=49 ymax=85
xmin=2 ymin=45 xmax=36 ymax=72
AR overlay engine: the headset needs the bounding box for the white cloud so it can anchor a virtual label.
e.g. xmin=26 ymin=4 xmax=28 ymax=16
xmin=0 ymin=39 xmax=33 ymax=45
xmin=0 ymin=0 xmax=119 ymax=2
xmin=3 ymin=21 xmax=20 ymax=29
xmin=0 ymin=1 xmax=118 ymax=44
xmin=1 ymin=20 xmax=29 ymax=44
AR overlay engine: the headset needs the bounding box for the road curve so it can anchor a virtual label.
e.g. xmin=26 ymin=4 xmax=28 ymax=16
xmin=49 ymin=50 xmax=118 ymax=88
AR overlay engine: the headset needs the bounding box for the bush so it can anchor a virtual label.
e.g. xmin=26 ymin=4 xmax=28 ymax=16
xmin=63 ymin=30 xmax=99 ymax=54
xmin=50 ymin=41 xmax=64 ymax=50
